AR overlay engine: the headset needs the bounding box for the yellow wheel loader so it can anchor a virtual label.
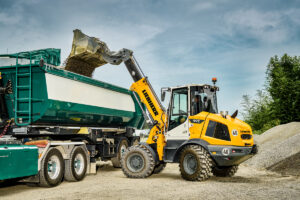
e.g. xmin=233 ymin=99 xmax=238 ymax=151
xmin=67 ymin=30 xmax=257 ymax=181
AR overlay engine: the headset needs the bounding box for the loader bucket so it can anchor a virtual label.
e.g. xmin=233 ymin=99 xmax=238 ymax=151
xmin=65 ymin=29 xmax=132 ymax=77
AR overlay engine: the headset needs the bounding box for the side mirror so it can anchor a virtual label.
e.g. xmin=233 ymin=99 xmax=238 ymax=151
xmin=161 ymin=87 xmax=170 ymax=101
xmin=161 ymin=91 xmax=166 ymax=101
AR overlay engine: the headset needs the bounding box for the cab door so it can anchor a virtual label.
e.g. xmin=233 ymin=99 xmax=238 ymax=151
xmin=166 ymin=87 xmax=190 ymax=140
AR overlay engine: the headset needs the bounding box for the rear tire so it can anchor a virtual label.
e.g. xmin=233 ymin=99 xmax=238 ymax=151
xmin=212 ymin=165 xmax=238 ymax=177
xmin=64 ymin=146 xmax=88 ymax=182
xmin=112 ymin=139 xmax=129 ymax=168
xmin=121 ymin=145 xmax=155 ymax=178
xmin=153 ymin=162 xmax=166 ymax=174
xmin=179 ymin=145 xmax=212 ymax=181
xmin=39 ymin=148 xmax=64 ymax=187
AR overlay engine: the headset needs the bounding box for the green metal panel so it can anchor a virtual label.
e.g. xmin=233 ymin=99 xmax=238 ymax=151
xmin=0 ymin=49 xmax=145 ymax=129
xmin=0 ymin=48 xmax=61 ymax=66
xmin=0 ymin=145 xmax=38 ymax=180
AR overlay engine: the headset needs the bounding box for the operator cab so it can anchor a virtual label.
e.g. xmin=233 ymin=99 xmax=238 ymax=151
xmin=161 ymin=83 xmax=219 ymax=131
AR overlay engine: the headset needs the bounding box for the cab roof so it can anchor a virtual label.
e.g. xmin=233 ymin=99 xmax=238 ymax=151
xmin=163 ymin=84 xmax=219 ymax=91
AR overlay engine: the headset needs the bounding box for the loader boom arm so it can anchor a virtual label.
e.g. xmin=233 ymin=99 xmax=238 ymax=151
xmin=104 ymin=53 xmax=168 ymax=160
xmin=113 ymin=55 xmax=168 ymax=160
xmin=66 ymin=30 xmax=167 ymax=160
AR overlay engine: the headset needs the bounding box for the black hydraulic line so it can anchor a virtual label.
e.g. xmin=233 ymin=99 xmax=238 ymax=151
xmin=132 ymin=91 xmax=154 ymax=125
xmin=124 ymin=57 xmax=166 ymax=113
xmin=0 ymin=79 xmax=10 ymax=121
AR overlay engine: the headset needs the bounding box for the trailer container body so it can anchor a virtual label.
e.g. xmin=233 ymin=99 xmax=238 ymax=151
xmin=0 ymin=49 xmax=144 ymax=128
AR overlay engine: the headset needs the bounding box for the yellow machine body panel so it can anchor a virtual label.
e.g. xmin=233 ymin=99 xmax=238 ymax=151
xmin=189 ymin=113 xmax=254 ymax=146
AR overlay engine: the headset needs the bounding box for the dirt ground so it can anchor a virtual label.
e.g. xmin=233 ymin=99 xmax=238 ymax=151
xmin=0 ymin=162 xmax=299 ymax=200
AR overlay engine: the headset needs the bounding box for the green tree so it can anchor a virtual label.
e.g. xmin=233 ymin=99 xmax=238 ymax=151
xmin=242 ymin=54 xmax=300 ymax=134
xmin=266 ymin=54 xmax=300 ymax=123
xmin=242 ymin=90 xmax=279 ymax=134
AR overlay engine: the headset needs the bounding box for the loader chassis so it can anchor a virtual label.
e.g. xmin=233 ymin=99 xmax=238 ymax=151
xmin=107 ymin=52 xmax=256 ymax=180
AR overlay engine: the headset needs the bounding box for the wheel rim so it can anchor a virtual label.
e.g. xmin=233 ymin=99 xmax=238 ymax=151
xmin=126 ymin=153 xmax=145 ymax=173
xmin=183 ymin=153 xmax=197 ymax=175
xmin=74 ymin=153 xmax=85 ymax=175
xmin=47 ymin=155 xmax=61 ymax=179
xmin=120 ymin=144 xmax=127 ymax=157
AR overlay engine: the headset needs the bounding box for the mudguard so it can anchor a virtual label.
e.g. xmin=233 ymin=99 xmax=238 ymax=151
xmin=139 ymin=142 xmax=159 ymax=164
xmin=172 ymin=139 xmax=210 ymax=162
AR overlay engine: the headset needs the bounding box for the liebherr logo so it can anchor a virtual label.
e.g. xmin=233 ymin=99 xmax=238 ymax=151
xmin=142 ymin=90 xmax=159 ymax=116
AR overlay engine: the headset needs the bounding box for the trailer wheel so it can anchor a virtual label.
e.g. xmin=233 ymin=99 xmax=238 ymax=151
xmin=39 ymin=148 xmax=64 ymax=187
xmin=179 ymin=145 xmax=212 ymax=181
xmin=64 ymin=146 xmax=88 ymax=182
xmin=212 ymin=165 xmax=238 ymax=177
xmin=121 ymin=145 xmax=155 ymax=178
xmin=153 ymin=162 xmax=166 ymax=174
xmin=112 ymin=139 xmax=129 ymax=168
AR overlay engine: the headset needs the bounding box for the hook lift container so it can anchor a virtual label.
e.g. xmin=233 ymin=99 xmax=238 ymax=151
xmin=0 ymin=49 xmax=145 ymax=187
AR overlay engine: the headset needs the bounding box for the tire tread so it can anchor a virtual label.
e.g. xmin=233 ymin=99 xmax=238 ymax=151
xmin=121 ymin=144 xmax=155 ymax=178
xmin=179 ymin=145 xmax=212 ymax=181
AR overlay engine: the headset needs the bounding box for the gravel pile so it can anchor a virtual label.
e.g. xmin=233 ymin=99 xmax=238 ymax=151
xmin=245 ymin=122 xmax=300 ymax=175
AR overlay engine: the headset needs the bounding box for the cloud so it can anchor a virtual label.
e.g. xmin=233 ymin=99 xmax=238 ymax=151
xmin=224 ymin=9 xmax=296 ymax=44
xmin=0 ymin=0 xmax=300 ymax=116
xmin=192 ymin=2 xmax=214 ymax=11
xmin=0 ymin=12 xmax=21 ymax=25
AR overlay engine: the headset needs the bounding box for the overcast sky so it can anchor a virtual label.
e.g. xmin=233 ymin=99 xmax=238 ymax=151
xmin=1 ymin=0 xmax=300 ymax=116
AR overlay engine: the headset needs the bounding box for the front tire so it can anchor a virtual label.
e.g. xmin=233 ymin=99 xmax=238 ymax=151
xmin=112 ymin=139 xmax=129 ymax=168
xmin=64 ymin=146 xmax=88 ymax=182
xmin=39 ymin=148 xmax=64 ymax=187
xmin=179 ymin=145 xmax=212 ymax=181
xmin=121 ymin=145 xmax=155 ymax=178
xmin=212 ymin=165 xmax=238 ymax=177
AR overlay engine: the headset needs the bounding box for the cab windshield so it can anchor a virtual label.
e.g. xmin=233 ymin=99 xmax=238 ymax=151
xmin=190 ymin=86 xmax=218 ymax=115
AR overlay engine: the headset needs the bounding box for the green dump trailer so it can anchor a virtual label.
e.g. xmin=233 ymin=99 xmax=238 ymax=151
xmin=0 ymin=49 xmax=145 ymax=187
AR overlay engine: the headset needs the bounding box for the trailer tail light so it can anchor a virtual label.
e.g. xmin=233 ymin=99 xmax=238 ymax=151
xmin=25 ymin=140 xmax=49 ymax=148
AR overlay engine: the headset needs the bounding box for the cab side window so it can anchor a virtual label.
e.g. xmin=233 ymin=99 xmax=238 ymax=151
xmin=168 ymin=88 xmax=188 ymax=130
